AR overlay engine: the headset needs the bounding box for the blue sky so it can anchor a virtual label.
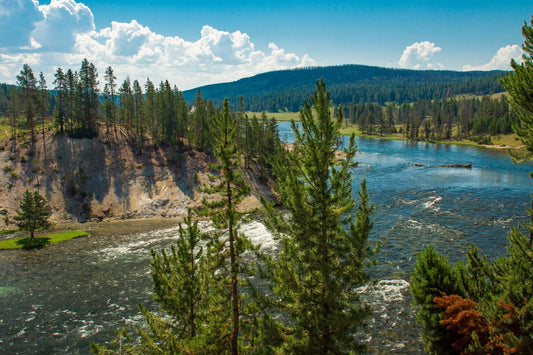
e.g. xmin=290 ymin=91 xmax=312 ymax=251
xmin=0 ymin=0 xmax=530 ymax=89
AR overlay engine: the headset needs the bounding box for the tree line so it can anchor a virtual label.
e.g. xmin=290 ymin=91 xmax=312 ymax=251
xmin=1 ymin=60 xmax=282 ymax=175
xmin=234 ymin=75 xmax=504 ymax=113
xmin=182 ymin=64 xmax=505 ymax=112
xmin=345 ymin=94 xmax=516 ymax=142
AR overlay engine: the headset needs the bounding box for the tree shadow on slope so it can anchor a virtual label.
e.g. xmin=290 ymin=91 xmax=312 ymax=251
xmin=132 ymin=138 xmax=197 ymax=201
xmin=16 ymin=237 xmax=50 ymax=249
xmin=51 ymin=134 xmax=107 ymax=221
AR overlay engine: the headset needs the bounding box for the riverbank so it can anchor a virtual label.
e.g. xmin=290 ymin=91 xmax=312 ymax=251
xmin=267 ymin=115 xmax=526 ymax=153
xmin=48 ymin=216 xmax=184 ymax=237
xmin=338 ymin=126 xmax=527 ymax=153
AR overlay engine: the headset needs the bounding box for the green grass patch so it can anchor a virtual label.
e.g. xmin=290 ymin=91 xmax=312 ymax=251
xmin=0 ymin=230 xmax=89 ymax=250
xmin=247 ymin=111 xmax=301 ymax=121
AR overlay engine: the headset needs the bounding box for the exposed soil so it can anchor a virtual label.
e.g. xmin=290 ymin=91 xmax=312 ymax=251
xmin=0 ymin=128 xmax=273 ymax=231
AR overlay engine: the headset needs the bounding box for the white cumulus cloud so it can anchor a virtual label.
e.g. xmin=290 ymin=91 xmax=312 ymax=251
xmin=32 ymin=0 xmax=95 ymax=52
xmin=0 ymin=0 xmax=315 ymax=90
xmin=398 ymin=41 xmax=443 ymax=70
xmin=463 ymin=45 xmax=523 ymax=71
xmin=0 ymin=0 xmax=43 ymax=48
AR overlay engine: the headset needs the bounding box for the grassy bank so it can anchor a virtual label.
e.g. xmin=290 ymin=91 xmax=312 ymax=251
xmin=248 ymin=111 xmax=301 ymax=121
xmin=339 ymin=125 xmax=527 ymax=152
xmin=0 ymin=230 xmax=89 ymax=250
xmin=259 ymin=111 xmax=525 ymax=152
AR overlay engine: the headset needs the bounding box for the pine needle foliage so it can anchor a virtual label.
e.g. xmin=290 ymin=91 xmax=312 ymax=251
xmin=199 ymin=97 xmax=253 ymax=355
xmin=14 ymin=190 xmax=51 ymax=239
xmin=92 ymin=209 xmax=228 ymax=354
xmin=499 ymin=16 xmax=533 ymax=161
xmin=262 ymin=78 xmax=379 ymax=354
xmin=410 ymin=245 xmax=463 ymax=355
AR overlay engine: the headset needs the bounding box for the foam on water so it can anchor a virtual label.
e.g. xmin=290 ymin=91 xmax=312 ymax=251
xmin=358 ymin=279 xmax=423 ymax=353
xmin=424 ymin=195 xmax=442 ymax=209
xmin=238 ymin=220 xmax=277 ymax=251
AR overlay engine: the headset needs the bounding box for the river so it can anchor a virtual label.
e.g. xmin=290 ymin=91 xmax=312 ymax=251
xmin=1 ymin=122 xmax=531 ymax=353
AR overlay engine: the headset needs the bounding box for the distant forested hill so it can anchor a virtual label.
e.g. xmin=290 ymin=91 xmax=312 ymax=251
xmin=182 ymin=64 xmax=505 ymax=112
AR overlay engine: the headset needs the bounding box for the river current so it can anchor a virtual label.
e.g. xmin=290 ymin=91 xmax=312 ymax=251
xmin=1 ymin=122 xmax=531 ymax=353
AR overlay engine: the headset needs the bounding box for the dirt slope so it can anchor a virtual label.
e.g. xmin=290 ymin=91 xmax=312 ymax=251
xmin=0 ymin=130 xmax=271 ymax=230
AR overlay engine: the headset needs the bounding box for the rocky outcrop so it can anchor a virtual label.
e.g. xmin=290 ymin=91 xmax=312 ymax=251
xmin=0 ymin=131 xmax=270 ymax=229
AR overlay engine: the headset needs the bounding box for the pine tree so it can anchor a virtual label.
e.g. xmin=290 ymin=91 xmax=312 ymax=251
xmin=78 ymin=58 xmax=99 ymax=135
xmin=138 ymin=208 xmax=226 ymax=354
xmin=64 ymin=68 xmax=77 ymax=133
xmin=144 ymin=79 xmax=158 ymax=141
xmin=103 ymin=66 xmax=117 ymax=136
xmin=53 ymin=67 xmax=66 ymax=134
xmin=410 ymin=245 xmax=463 ymax=354
xmin=262 ymin=78 xmax=378 ymax=353
xmin=14 ymin=190 xmax=51 ymax=239
xmin=92 ymin=209 xmax=228 ymax=354
xmin=119 ymin=77 xmax=134 ymax=131
xmin=37 ymin=72 xmax=48 ymax=159
xmin=16 ymin=63 xmax=37 ymax=142
xmin=158 ymin=80 xmax=177 ymax=145
xmin=133 ymin=79 xmax=144 ymax=151
xmin=499 ymin=16 xmax=533 ymax=160
xmin=488 ymin=18 xmax=533 ymax=351
xmin=200 ymin=98 xmax=252 ymax=354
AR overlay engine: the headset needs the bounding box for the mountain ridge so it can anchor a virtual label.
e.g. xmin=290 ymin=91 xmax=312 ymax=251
xmin=182 ymin=64 xmax=505 ymax=112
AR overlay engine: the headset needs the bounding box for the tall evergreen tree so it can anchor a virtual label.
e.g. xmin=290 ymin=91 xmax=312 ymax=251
xmin=53 ymin=67 xmax=66 ymax=134
xmin=262 ymin=79 xmax=378 ymax=353
xmin=190 ymin=89 xmax=208 ymax=150
xmin=143 ymin=79 xmax=156 ymax=141
xmin=200 ymin=98 xmax=253 ymax=354
xmin=158 ymin=80 xmax=177 ymax=145
xmin=37 ymin=72 xmax=48 ymax=158
xmin=16 ymin=63 xmax=37 ymax=141
xmin=133 ymin=79 xmax=145 ymax=151
xmin=103 ymin=66 xmax=117 ymax=136
xmin=500 ymin=17 xmax=533 ymax=160
xmin=118 ymin=77 xmax=134 ymax=131
xmin=77 ymin=59 xmax=99 ymax=135
xmin=64 ymin=68 xmax=78 ymax=133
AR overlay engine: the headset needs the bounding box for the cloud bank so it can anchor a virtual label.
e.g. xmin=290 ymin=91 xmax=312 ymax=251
xmin=463 ymin=45 xmax=523 ymax=71
xmin=398 ymin=41 xmax=444 ymax=70
xmin=0 ymin=0 xmax=314 ymax=90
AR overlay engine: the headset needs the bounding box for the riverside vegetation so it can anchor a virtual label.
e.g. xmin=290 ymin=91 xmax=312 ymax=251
xmin=410 ymin=17 xmax=533 ymax=354
xmin=0 ymin=16 xmax=532 ymax=355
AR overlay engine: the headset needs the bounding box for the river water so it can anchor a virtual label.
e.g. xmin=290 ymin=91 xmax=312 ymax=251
xmin=1 ymin=122 xmax=531 ymax=354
